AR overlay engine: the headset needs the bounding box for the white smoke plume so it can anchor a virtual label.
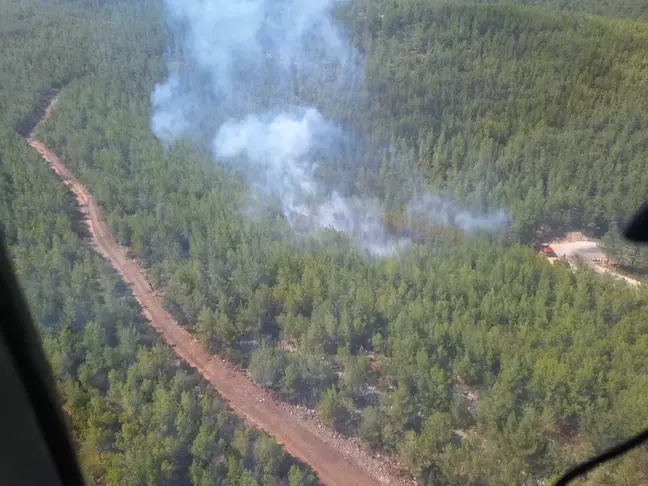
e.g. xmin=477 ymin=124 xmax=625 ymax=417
xmin=407 ymin=194 xmax=510 ymax=234
xmin=151 ymin=0 xmax=508 ymax=255
xmin=213 ymin=108 xmax=339 ymax=211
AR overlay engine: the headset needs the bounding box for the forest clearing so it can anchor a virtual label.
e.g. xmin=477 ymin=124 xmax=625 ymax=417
xmin=540 ymin=232 xmax=641 ymax=287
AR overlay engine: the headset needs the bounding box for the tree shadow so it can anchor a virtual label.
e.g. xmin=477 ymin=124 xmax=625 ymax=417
xmin=61 ymin=185 xmax=92 ymax=241
xmin=16 ymin=88 xmax=59 ymax=137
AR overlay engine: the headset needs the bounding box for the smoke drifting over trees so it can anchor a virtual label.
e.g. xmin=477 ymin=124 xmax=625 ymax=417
xmin=151 ymin=0 xmax=508 ymax=255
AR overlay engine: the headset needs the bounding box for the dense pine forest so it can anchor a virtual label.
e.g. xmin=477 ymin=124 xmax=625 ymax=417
xmin=0 ymin=1 xmax=317 ymax=485
xmin=461 ymin=0 xmax=648 ymax=18
xmin=2 ymin=0 xmax=648 ymax=484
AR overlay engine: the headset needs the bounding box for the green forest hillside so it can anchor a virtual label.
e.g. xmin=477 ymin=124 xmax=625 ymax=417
xmin=326 ymin=1 xmax=648 ymax=241
xmin=3 ymin=0 xmax=648 ymax=485
xmin=506 ymin=0 xmax=648 ymax=18
xmin=0 ymin=1 xmax=317 ymax=485
xmin=455 ymin=0 xmax=648 ymax=18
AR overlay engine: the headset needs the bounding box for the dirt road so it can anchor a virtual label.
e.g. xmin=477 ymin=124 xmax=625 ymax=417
xmin=550 ymin=240 xmax=641 ymax=287
xmin=27 ymin=130 xmax=411 ymax=485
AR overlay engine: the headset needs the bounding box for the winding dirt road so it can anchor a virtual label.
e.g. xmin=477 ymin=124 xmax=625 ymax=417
xmin=27 ymin=113 xmax=410 ymax=486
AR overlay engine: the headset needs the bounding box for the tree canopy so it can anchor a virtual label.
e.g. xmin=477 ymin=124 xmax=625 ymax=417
xmin=0 ymin=1 xmax=317 ymax=484
xmin=2 ymin=0 xmax=648 ymax=484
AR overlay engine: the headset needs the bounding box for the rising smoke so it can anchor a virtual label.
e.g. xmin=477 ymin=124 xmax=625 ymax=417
xmin=151 ymin=0 xmax=508 ymax=255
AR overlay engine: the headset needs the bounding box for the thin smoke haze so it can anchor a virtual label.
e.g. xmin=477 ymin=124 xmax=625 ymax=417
xmin=151 ymin=0 xmax=509 ymax=255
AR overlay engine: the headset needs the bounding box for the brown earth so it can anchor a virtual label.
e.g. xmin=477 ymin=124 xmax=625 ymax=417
xmin=27 ymin=107 xmax=414 ymax=486
xmin=535 ymin=230 xmax=641 ymax=286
